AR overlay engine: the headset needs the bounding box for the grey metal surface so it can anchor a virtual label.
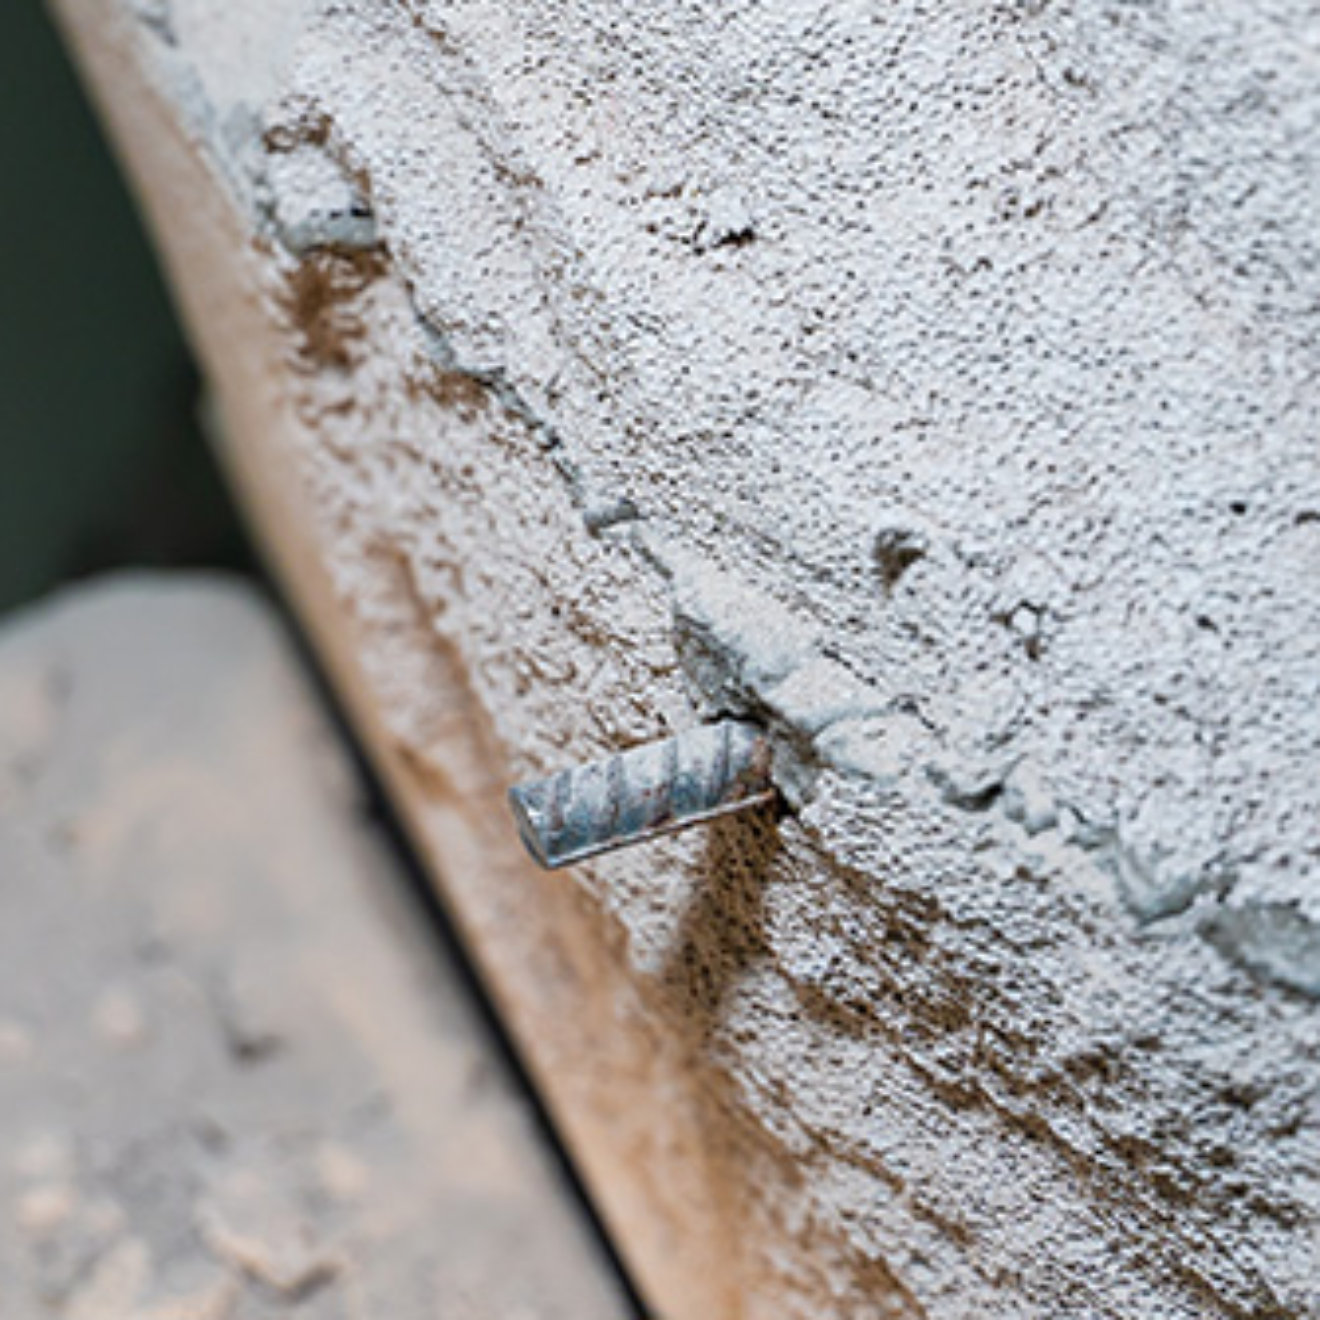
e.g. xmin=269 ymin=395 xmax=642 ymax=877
xmin=509 ymin=720 xmax=777 ymax=869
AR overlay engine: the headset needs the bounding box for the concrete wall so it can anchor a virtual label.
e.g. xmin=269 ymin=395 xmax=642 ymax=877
xmin=53 ymin=0 xmax=1320 ymax=1314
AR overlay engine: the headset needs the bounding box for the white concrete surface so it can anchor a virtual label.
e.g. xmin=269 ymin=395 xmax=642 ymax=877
xmin=51 ymin=1 xmax=1320 ymax=1313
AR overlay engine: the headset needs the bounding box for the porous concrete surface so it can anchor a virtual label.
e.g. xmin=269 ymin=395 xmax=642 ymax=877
xmin=0 ymin=575 xmax=628 ymax=1319
xmin=52 ymin=0 xmax=1320 ymax=1314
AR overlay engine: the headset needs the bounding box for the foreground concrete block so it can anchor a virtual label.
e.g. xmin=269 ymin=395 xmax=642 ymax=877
xmin=50 ymin=1 xmax=1320 ymax=1314
xmin=0 ymin=575 xmax=627 ymax=1319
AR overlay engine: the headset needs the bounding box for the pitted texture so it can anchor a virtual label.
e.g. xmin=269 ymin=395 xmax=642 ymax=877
xmin=87 ymin=0 xmax=1320 ymax=1313
xmin=269 ymin=0 xmax=1320 ymax=949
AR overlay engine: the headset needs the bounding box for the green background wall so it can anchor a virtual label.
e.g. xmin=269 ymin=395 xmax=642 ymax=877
xmin=0 ymin=3 xmax=249 ymax=613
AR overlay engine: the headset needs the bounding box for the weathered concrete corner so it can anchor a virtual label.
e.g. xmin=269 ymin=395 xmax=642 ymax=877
xmin=50 ymin=0 xmax=1320 ymax=1313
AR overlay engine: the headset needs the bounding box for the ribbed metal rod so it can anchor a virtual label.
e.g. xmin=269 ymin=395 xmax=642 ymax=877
xmin=508 ymin=720 xmax=777 ymax=869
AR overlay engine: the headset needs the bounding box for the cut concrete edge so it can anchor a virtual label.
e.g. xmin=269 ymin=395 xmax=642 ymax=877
xmin=0 ymin=568 xmax=265 ymax=639
xmin=46 ymin=2 xmax=741 ymax=1313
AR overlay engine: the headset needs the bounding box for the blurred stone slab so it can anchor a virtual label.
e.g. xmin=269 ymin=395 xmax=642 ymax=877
xmin=0 ymin=574 xmax=627 ymax=1320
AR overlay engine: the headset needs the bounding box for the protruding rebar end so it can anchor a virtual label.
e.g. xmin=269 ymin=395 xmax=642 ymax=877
xmin=507 ymin=720 xmax=777 ymax=870
xmin=507 ymin=782 xmax=554 ymax=869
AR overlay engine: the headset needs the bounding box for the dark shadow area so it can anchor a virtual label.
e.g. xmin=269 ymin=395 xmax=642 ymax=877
xmin=659 ymin=805 xmax=786 ymax=1040
xmin=0 ymin=1 xmax=253 ymax=611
